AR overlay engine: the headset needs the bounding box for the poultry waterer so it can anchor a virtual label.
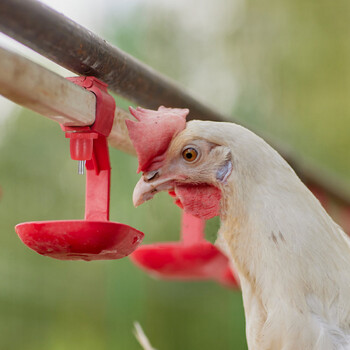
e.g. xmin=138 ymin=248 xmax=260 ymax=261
xmin=15 ymin=77 xmax=144 ymax=261
xmin=130 ymin=210 xmax=239 ymax=288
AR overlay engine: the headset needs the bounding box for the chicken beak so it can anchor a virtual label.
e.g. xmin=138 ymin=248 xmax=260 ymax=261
xmin=132 ymin=175 xmax=174 ymax=207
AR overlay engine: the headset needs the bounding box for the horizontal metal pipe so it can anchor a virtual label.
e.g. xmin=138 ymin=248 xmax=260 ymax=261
xmin=0 ymin=47 xmax=95 ymax=126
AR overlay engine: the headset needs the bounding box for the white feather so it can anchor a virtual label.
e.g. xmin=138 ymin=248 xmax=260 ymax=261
xmin=133 ymin=322 xmax=157 ymax=350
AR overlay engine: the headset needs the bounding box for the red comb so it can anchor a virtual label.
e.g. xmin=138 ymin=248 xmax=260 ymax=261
xmin=126 ymin=106 xmax=188 ymax=173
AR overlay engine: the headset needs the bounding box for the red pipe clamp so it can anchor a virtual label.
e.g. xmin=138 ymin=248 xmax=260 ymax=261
xmin=15 ymin=77 xmax=144 ymax=261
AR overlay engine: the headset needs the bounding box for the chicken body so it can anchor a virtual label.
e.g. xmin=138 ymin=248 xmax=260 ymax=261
xmin=132 ymin=120 xmax=350 ymax=350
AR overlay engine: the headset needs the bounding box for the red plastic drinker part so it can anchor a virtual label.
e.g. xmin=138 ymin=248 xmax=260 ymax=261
xmin=15 ymin=77 xmax=144 ymax=261
xmin=130 ymin=211 xmax=239 ymax=288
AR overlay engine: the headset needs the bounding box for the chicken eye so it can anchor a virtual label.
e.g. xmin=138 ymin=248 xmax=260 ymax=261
xmin=182 ymin=147 xmax=198 ymax=162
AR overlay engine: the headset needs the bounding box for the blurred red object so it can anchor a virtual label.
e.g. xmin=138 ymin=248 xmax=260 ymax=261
xmin=131 ymin=211 xmax=239 ymax=288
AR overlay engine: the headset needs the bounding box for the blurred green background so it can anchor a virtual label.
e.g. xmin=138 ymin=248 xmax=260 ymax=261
xmin=0 ymin=0 xmax=349 ymax=349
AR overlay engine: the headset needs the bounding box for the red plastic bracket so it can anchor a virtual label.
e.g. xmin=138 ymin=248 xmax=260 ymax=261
xmin=65 ymin=76 xmax=115 ymax=136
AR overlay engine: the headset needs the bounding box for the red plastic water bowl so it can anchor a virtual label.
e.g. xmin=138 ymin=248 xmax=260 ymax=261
xmin=15 ymin=220 xmax=144 ymax=261
xmin=130 ymin=241 xmax=238 ymax=287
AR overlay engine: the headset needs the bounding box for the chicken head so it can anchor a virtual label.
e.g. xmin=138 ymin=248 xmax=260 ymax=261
xmin=126 ymin=106 xmax=232 ymax=219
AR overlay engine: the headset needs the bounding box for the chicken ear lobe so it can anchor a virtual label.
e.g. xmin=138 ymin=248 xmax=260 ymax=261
xmin=216 ymin=156 xmax=233 ymax=183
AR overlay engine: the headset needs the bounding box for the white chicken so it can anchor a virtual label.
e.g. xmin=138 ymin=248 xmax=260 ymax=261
xmin=127 ymin=106 xmax=350 ymax=350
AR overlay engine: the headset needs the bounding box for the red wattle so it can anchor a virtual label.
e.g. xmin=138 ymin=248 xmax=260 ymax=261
xmin=173 ymin=184 xmax=221 ymax=220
